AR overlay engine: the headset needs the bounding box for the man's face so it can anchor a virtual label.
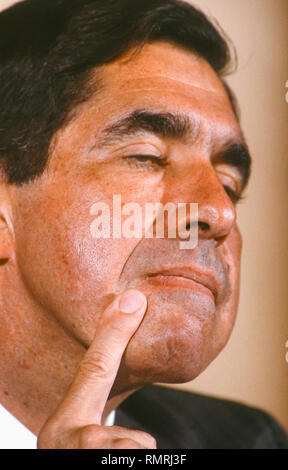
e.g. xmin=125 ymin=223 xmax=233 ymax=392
xmin=10 ymin=42 xmax=248 ymax=390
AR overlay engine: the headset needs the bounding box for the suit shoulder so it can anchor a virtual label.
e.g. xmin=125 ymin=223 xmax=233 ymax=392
xmin=118 ymin=385 xmax=288 ymax=449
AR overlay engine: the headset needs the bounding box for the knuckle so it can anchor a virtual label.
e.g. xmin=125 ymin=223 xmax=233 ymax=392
xmin=37 ymin=432 xmax=48 ymax=450
xmin=150 ymin=437 xmax=157 ymax=449
xmin=79 ymin=352 xmax=114 ymax=381
xmin=134 ymin=431 xmax=157 ymax=448
xmin=142 ymin=432 xmax=157 ymax=448
xmin=37 ymin=420 xmax=62 ymax=449
xmin=113 ymin=438 xmax=142 ymax=449
xmin=79 ymin=425 xmax=107 ymax=449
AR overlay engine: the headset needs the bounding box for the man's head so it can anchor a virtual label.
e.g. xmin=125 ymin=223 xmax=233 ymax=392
xmin=0 ymin=0 xmax=251 ymax=401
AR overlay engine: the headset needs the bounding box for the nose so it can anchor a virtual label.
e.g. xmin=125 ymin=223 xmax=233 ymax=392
xmin=164 ymin=162 xmax=237 ymax=243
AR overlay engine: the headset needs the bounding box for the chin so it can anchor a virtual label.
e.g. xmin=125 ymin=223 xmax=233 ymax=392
xmin=118 ymin=290 xmax=221 ymax=383
xmin=120 ymin=324 xmax=219 ymax=387
xmin=122 ymin=353 xmax=216 ymax=386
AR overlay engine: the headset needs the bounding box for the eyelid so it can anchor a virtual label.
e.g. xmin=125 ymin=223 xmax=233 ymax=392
xmin=215 ymin=169 xmax=244 ymax=205
xmin=223 ymin=186 xmax=244 ymax=205
xmin=216 ymin=168 xmax=240 ymax=192
xmin=123 ymin=154 xmax=168 ymax=167
xmin=112 ymin=140 xmax=164 ymax=156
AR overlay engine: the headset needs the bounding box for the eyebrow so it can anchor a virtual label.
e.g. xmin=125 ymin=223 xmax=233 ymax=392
xmin=95 ymin=109 xmax=251 ymax=189
xmin=97 ymin=109 xmax=194 ymax=144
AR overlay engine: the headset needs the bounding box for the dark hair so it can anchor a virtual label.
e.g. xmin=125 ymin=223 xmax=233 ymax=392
xmin=0 ymin=0 xmax=237 ymax=185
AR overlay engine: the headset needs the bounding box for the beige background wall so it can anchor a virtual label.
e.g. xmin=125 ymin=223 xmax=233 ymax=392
xmin=183 ymin=0 xmax=288 ymax=432
xmin=1 ymin=0 xmax=287 ymax=431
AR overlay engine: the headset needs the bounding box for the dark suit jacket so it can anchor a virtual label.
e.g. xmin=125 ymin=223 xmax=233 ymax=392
xmin=115 ymin=385 xmax=288 ymax=449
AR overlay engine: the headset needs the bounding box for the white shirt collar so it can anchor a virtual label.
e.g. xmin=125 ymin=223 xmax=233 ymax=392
xmin=0 ymin=404 xmax=116 ymax=449
xmin=0 ymin=404 xmax=37 ymax=449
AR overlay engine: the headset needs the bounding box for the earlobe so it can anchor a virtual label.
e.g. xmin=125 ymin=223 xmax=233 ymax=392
xmin=0 ymin=217 xmax=13 ymax=262
xmin=0 ymin=185 xmax=14 ymax=262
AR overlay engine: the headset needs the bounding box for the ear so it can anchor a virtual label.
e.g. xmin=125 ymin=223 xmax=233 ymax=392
xmin=0 ymin=183 xmax=14 ymax=262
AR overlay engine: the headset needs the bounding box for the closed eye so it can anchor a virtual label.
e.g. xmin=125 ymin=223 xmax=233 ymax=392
xmin=223 ymin=186 xmax=244 ymax=205
xmin=123 ymin=155 xmax=244 ymax=204
xmin=123 ymin=154 xmax=168 ymax=169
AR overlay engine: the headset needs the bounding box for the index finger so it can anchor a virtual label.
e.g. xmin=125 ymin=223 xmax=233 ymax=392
xmin=52 ymin=289 xmax=147 ymax=427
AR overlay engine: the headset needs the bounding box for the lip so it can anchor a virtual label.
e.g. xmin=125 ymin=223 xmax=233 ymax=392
xmin=144 ymin=268 xmax=220 ymax=303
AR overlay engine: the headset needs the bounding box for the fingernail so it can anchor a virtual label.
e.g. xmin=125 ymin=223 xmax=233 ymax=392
xmin=119 ymin=290 xmax=146 ymax=314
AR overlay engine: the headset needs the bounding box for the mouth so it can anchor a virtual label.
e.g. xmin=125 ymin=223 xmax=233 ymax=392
xmin=144 ymin=268 xmax=219 ymax=304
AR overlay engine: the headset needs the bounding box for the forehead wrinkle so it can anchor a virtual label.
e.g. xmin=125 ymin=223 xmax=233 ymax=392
xmin=111 ymin=77 xmax=228 ymax=96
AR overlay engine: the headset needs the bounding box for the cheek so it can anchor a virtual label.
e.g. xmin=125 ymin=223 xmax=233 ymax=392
xmin=11 ymin=162 xmax=165 ymax=345
xmin=212 ymin=224 xmax=242 ymax=351
xmin=224 ymin=224 xmax=242 ymax=305
xmin=12 ymin=186 xmax=137 ymax=344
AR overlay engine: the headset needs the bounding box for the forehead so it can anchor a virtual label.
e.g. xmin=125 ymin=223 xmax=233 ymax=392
xmin=84 ymin=41 xmax=241 ymax=143
xmin=52 ymin=41 xmax=243 ymax=165
xmin=101 ymin=41 xmax=228 ymax=95
xmin=99 ymin=42 xmax=229 ymax=102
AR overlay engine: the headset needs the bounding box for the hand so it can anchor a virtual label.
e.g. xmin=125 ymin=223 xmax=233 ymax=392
xmin=37 ymin=289 xmax=157 ymax=449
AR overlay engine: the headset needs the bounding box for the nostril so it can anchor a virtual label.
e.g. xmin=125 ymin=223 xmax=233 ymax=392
xmin=185 ymin=221 xmax=209 ymax=232
xmin=185 ymin=220 xmax=199 ymax=231
xmin=197 ymin=221 xmax=210 ymax=232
